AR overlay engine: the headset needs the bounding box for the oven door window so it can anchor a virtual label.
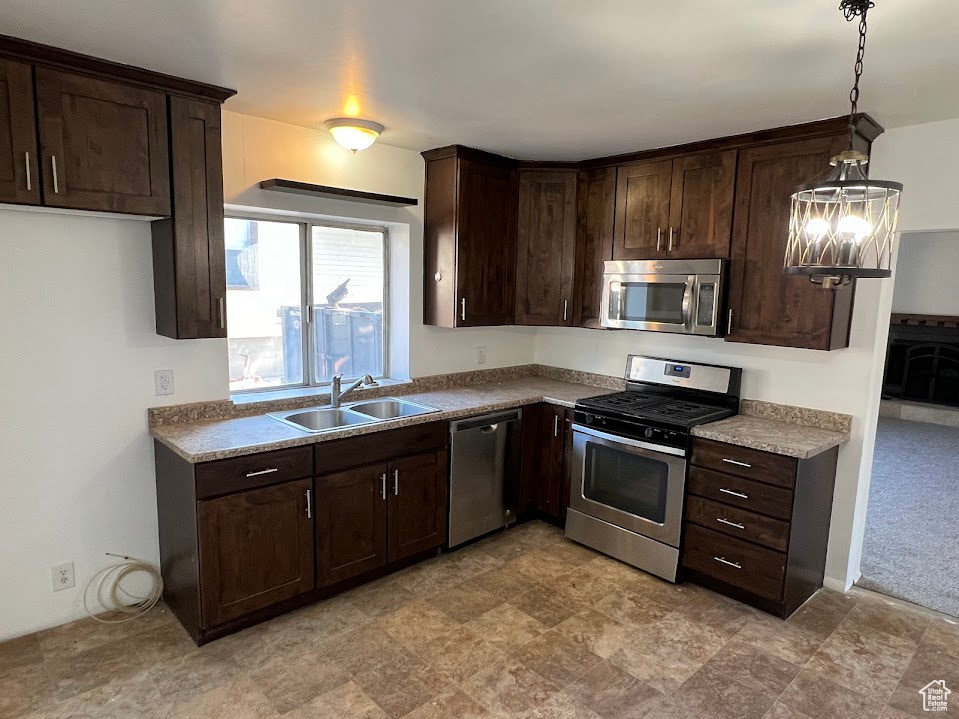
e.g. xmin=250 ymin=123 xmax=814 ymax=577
xmin=610 ymin=282 xmax=687 ymax=325
xmin=583 ymin=442 xmax=669 ymax=524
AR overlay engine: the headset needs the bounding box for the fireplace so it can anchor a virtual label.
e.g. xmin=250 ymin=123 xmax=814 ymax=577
xmin=883 ymin=314 xmax=959 ymax=408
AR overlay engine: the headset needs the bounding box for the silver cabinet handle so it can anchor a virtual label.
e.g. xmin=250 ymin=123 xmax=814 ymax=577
xmin=563 ymin=299 xmax=568 ymax=322
xmin=25 ymin=152 xmax=31 ymax=191
xmin=393 ymin=469 xmax=399 ymax=496
xmin=719 ymin=488 xmax=748 ymax=499
xmin=668 ymin=227 xmax=675 ymax=251
xmin=722 ymin=458 xmax=752 ymax=468
xmin=51 ymin=155 xmax=59 ymax=193
xmin=714 ymin=556 xmax=742 ymax=570
xmin=245 ymin=467 xmax=278 ymax=477
xmin=305 ymin=489 xmax=312 ymax=519
xmin=727 ymin=308 xmax=734 ymax=335
xmin=553 ymin=415 xmax=559 ymax=438
xmin=218 ymin=297 xmax=226 ymax=329
xmin=381 ymin=473 xmax=387 ymax=500
xmin=717 ymin=517 xmax=745 ymax=530
xmin=656 ymin=228 xmax=662 ymax=253
xmin=461 ymin=298 xmax=466 ymax=322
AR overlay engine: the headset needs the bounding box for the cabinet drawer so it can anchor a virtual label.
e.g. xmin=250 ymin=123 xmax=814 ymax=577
xmin=196 ymin=446 xmax=313 ymax=499
xmin=688 ymin=467 xmax=793 ymax=520
xmin=691 ymin=438 xmax=797 ymax=488
xmin=686 ymin=496 xmax=790 ymax=552
xmin=682 ymin=524 xmax=786 ymax=601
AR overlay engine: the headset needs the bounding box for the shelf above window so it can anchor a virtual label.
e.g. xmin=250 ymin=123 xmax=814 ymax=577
xmin=258 ymin=179 xmax=418 ymax=207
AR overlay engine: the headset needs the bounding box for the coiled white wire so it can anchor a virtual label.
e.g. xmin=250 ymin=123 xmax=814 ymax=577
xmin=83 ymin=553 xmax=164 ymax=624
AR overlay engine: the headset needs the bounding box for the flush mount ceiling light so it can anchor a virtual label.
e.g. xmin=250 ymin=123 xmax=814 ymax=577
xmin=784 ymin=0 xmax=903 ymax=289
xmin=324 ymin=117 xmax=385 ymax=153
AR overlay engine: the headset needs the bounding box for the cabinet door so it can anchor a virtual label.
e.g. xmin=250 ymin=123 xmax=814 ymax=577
xmin=515 ymin=170 xmax=578 ymax=326
xmin=572 ymin=167 xmax=616 ymax=328
xmin=197 ymin=478 xmax=314 ymax=626
xmin=456 ymin=158 xmax=516 ymax=326
xmin=727 ymin=135 xmax=854 ymax=350
xmin=667 ymin=150 xmax=736 ymax=259
xmin=535 ymin=405 xmax=568 ymax=519
xmin=0 ymin=59 xmax=40 ymax=205
xmin=387 ymin=450 xmax=448 ymax=562
xmin=35 ymin=68 xmax=170 ymax=215
xmin=613 ymin=160 xmax=672 ymax=260
xmin=316 ymin=463 xmax=388 ymax=587
xmin=153 ymin=97 xmax=226 ymax=339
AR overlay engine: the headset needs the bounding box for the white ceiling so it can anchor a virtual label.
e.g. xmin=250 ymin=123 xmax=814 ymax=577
xmin=1 ymin=1 xmax=956 ymax=159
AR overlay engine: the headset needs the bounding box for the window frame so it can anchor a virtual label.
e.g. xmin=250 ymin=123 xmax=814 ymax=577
xmin=225 ymin=211 xmax=390 ymax=395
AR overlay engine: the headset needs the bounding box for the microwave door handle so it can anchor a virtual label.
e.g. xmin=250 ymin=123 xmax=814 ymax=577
xmin=682 ymin=276 xmax=695 ymax=331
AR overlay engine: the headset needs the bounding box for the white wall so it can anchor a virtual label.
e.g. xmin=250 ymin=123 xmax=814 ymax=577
xmin=892 ymin=231 xmax=959 ymax=315
xmin=0 ymin=209 xmax=227 ymax=641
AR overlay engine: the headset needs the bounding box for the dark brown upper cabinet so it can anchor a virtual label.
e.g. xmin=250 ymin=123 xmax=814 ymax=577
xmin=35 ymin=68 xmax=170 ymax=215
xmin=423 ymin=146 xmax=517 ymax=327
xmin=572 ymin=167 xmax=616 ymax=328
xmin=0 ymin=58 xmax=40 ymax=205
xmin=197 ymin=478 xmax=314 ymax=626
xmin=613 ymin=159 xmax=672 ymax=260
xmin=726 ymin=133 xmax=857 ymax=350
xmin=515 ymin=170 xmax=578 ymax=326
xmin=614 ymin=151 xmax=735 ymax=261
xmin=152 ymin=98 xmax=227 ymax=339
xmin=666 ymin=150 xmax=736 ymax=259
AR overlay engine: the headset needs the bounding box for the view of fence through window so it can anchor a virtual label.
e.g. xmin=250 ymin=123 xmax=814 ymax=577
xmin=225 ymin=217 xmax=387 ymax=393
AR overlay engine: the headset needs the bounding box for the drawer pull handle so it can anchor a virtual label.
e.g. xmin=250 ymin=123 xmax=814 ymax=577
xmin=305 ymin=489 xmax=312 ymax=519
xmin=246 ymin=467 xmax=279 ymax=477
xmin=381 ymin=473 xmax=387 ymax=500
xmin=717 ymin=517 xmax=745 ymax=530
xmin=714 ymin=556 xmax=742 ymax=570
xmin=722 ymin=458 xmax=752 ymax=468
xmin=719 ymin=488 xmax=748 ymax=499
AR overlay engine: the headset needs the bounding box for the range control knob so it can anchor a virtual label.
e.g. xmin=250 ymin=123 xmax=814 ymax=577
xmin=644 ymin=427 xmax=655 ymax=439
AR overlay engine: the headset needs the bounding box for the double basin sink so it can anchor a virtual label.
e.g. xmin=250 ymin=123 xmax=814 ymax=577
xmin=269 ymin=398 xmax=438 ymax=434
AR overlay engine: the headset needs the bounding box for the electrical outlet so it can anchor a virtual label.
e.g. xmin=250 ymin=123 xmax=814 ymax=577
xmin=475 ymin=346 xmax=487 ymax=365
xmin=154 ymin=369 xmax=175 ymax=396
xmin=52 ymin=561 xmax=74 ymax=592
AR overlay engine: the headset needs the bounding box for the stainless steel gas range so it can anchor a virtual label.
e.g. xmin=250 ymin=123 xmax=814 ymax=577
xmin=565 ymin=355 xmax=742 ymax=582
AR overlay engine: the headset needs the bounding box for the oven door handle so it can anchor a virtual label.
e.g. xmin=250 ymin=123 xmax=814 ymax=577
xmin=572 ymin=424 xmax=686 ymax=458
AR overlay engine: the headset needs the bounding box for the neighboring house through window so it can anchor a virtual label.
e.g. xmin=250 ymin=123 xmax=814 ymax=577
xmin=224 ymin=215 xmax=388 ymax=393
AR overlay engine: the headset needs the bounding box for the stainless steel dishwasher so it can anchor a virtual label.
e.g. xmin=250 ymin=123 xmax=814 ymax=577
xmin=448 ymin=409 xmax=522 ymax=548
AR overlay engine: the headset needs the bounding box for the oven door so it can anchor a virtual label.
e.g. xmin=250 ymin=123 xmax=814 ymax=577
xmin=600 ymin=272 xmax=694 ymax=332
xmin=569 ymin=425 xmax=687 ymax=547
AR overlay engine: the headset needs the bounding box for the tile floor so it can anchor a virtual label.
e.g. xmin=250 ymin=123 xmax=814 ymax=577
xmin=2 ymin=520 xmax=958 ymax=719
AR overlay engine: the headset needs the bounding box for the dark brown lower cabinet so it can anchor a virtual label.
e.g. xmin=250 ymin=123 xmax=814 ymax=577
xmin=315 ymin=463 xmax=388 ymax=587
xmin=197 ymin=478 xmax=314 ymax=626
xmin=681 ymin=438 xmax=839 ymax=618
xmin=521 ymin=404 xmax=575 ymax=524
xmin=388 ymin=450 xmax=449 ymax=562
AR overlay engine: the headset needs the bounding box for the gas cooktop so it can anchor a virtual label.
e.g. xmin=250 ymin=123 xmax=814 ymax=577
xmin=577 ymin=390 xmax=735 ymax=429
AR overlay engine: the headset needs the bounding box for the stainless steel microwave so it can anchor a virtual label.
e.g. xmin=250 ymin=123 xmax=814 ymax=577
xmin=600 ymin=259 xmax=726 ymax=336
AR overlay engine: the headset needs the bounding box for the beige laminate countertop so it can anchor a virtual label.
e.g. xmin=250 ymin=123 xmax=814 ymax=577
xmin=691 ymin=414 xmax=849 ymax=460
xmin=151 ymin=377 xmax=612 ymax=463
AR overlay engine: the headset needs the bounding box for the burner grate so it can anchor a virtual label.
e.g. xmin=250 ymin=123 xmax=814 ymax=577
xmin=578 ymin=391 xmax=732 ymax=426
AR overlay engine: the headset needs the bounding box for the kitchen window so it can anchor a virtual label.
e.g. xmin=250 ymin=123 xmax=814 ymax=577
xmin=225 ymin=215 xmax=388 ymax=393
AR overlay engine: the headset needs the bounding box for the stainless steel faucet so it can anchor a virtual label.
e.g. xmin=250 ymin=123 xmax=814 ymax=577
xmin=330 ymin=374 xmax=379 ymax=407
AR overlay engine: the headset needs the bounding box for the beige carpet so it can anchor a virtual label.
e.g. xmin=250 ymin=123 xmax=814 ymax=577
xmin=857 ymin=416 xmax=959 ymax=618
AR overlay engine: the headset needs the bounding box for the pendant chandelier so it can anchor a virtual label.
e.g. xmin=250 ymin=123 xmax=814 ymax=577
xmin=784 ymin=0 xmax=903 ymax=289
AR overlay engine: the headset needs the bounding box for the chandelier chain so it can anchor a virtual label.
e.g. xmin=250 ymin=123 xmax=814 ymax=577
xmin=840 ymin=0 xmax=873 ymax=147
